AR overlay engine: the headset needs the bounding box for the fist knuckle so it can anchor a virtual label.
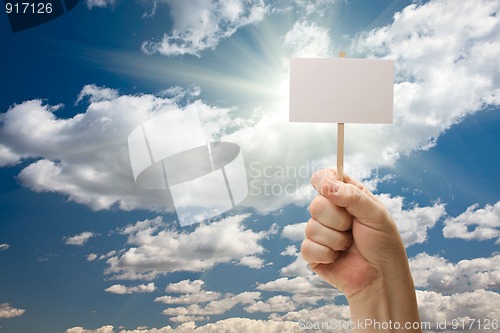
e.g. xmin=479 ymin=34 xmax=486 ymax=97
xmin=304 ymin=219 xmax=316 ymax=239
xmin=309 ymin=196 xmax=322 ymax=218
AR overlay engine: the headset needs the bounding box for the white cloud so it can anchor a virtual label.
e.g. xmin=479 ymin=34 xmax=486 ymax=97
xmin=142 ymin=0 xmax=268 ymax=57
xmin=351 ymin=0 xmax=500 ymax=153
xmin=84 ymin=0 xmax=116 ymax=10
xmin=0 ymin=144 xmax=21 ymax=167
xmin=291 ymin=0 xmax=336 ymax=17
xmin=417 ymin=289 xmax=500 ymax=330
xmin=0 ymin=86 xmax=230 ymax=213
xmin=104 ymin=214 xmax=267 ymax=280
xmin=110 ymin=318 xmax=299 ymax=333
xmin=271 ymin=303 xmax=351 ymax=331
xmin=280 ymin=245 xmax=299 ymax=256
xmin=0 ymin=243 xmax=9 ymax=251
xmin=64 ymin=231 xmax=96 ymax=246
xmin=377 ymin=194 xmax=446 ymax=247
xmin=0 ymin=303 xmax=25 ymax=318
xmin=237 ymin=255 xmax=265 ymax=269
xmin=155 ymin=291 xmax=221 ymax=305
xmin=244 ymin=295 xmax=296 ymax=313
xmin=257 ymin=245 xmax=340 ymax=305
xmin=443 ymin=201 xmax=500 ymax=243
xmin=283 ymin=20 xmax=332 ymax=58
xmin=190 ymin=318 xmax=298 ymax=332
xmin=76 ymin=84 xmax=119 ymax=104
xmin=161 ymin=291 xmax=261 ymax=322
xmin=87 ymin=253 xmax=98 ymax=261
xmin=105 ymin=283 xmax=156 ymax=294
xmin=272 ymin=289 xmax=500 ymax=332
xmin=165 ymin=279 xmax=205 ymax=294
xmin=155 ymin=280 xmax=221 ymax=305
xmin=410 ymin=253 xmax=500 ymax=293
xmin=281 ymin=223 xmax=306 ymax=242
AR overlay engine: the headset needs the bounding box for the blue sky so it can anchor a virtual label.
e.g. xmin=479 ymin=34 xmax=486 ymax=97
xmin=1 ymin=0 xmax=499 ymax=332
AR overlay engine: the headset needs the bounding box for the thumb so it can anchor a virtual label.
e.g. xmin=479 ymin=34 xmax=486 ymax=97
xmin=322 ymin=179 xmax=393 ymax=232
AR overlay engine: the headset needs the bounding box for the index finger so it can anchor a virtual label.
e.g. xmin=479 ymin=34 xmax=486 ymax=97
xmin=311 ymin=169 xmax=381 ymax=203
xmin=310 ymin=169 xmax=393 ymax=232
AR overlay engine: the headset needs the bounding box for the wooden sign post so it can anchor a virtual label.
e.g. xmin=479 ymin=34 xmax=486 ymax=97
xmin=337 ymin=51 xmax=346 ymax=181
xmin=289 ymin=52 xmax=394 ymax=182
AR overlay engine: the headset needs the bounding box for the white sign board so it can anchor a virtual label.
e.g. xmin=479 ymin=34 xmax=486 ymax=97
xmin=289 ymin=58 xmax=394 ymax=124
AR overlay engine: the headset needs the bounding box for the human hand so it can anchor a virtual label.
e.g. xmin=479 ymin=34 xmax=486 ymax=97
xmin=301 ymin=168 xmax=407 ymax=298
xmin=301 ymin=169 xmax=421 ymax=332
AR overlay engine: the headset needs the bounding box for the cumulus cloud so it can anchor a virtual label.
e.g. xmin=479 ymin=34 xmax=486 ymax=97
xmin=417 ymin=289 xmax=500 ymax=330
xmin=184 ymin=318 xmax=298 ymax=333
xmin=165 ymin=279 xmax=206 ymax=294
xmin=351 ymin=0 xmax=500 ymax=154
xmin=283 ymin=20 xmax=332 ymax=58
xmin=105 ymin=283 xmax=156 ymax=294
xmin=66 ymin=319 xmax=299 ymax=333
xmin=280 ymin=245 xmax=299 ymax=256
xmin=142 ymin=0 xmax=268 ymax=57
xmin=377 ymin=194 xmax=446 ymax=247
xmin=0 ymin=303 xmax=25 ymax=318
xmin=443 ymin=201 xmax=500 ymax=243
xmin=84 ymin=0 xmax=116 ymax=10
xmin=237 ymin=255 xmax=265 ymax=269
xmin=271 ymin=303 xmax=351 ymax=331
xmin=104 ymin=214 xmax=267 ymax=280
xmin=410 ymin=253 xmax=500 ymax=293
xmin=271 ymin=289 xmax=500 ymax=332
xmin=0 ymin=144 xmax=21 ymax=166
xmin=291 ymin=0 xmax=336 ymax=17
xmin=76 ymin=84 xmax=119 ymax=104
xmin=65 ymin=326 xmax=114 ymax=333
xmin=257 ymin=245 xmax=340 ymax=305
xmin=64 ymin=231 xmax=96 ymax=246
xmin=281 ymin=223 xmax=306 ymax=242
xmin=161 ymin=291 xmax=261 ymax=322
xmin=155 ymin=279 xmax=301 ymax=322
xmin=155 ymin=280 xmax=221 ymax=305
xmin=244 ymin=295 xmax=296 ymax=313
xmin=0 ymin=85 xmax=235 ymax=213
xmin=0 ymin=243 xmax=9 ymax=251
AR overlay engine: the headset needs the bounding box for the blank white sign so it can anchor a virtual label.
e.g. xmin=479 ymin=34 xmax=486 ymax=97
xmin=289 ymin=58 xmax=394 ymax=124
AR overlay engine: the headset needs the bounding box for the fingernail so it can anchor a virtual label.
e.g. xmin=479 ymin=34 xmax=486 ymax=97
xmin=328 ymin=179 xmax=340 ymax=194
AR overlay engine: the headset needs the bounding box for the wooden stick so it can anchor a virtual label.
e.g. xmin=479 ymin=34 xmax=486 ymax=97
xmin=337 ymin=122 xmax=344 ymax=182
xmin=337 ymin=51 xmax=346 ymax=181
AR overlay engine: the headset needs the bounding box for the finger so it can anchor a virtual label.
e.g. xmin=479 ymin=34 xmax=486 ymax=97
xmin=311 ymin=169 xmax=384 ymax=220
xmin=305 ymin=218 xmax=353 ymax=251
xmin=301 ymin=238 xmax=339 ymax=264
xmin=342 ymin=172 xmax=381 ymax=204
xmin=311 ymin=169 xmax=379 ymax=203
xmin=309 ymin=195 xmax=352 ymax=231
xmin=311 ymin=169 xmax=336 ymax=193
xmin=310 ymin=169 xmax=396 ymax=232
xmin=323 ymin=179 xmax=393 ymax=231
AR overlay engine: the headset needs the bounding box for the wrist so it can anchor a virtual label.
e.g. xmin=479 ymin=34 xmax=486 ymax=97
xmin=346 ymin=267 xmax=421 ymax=332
